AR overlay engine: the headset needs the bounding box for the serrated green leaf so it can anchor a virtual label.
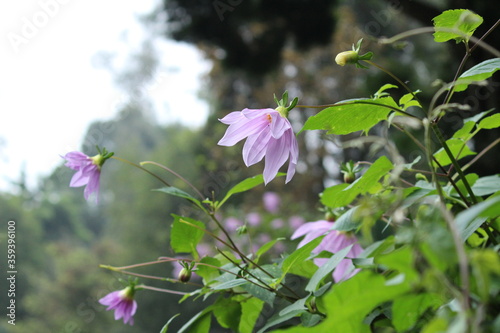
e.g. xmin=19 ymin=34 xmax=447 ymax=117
xmin=242 ymin=281 xmax=276 ymax=305
xmin=374 ymin=84 xmax=398 ymax=98
xmin=170 ymin=215 xmax=205 ymax=255
xmin=321 ymin=156 xmax=393 ymax=208
xmin=454 ymin=58 xmax=500 ymax=92
xmin=433 ymin=138 xmax=476 ymax=166
xmin=399 ymin=92 xmax=421 ymax=110
xmin=300 ymin=97 xmax=400 ymax=135
xmin=478 ymin=112 xmax=500 ymax=129
xmin=257 ymin=309 xmax=304 ymax=333
xmin=433 ymin=9 xmax=483 ymax=43
xmin=449 ymin=173 xmax=479 ymax=197
xmin=217 ymin=174 xmax=284 ymax=209
xmin=392 ymin=293 xmax=443 ymax=332
xmin=306 ymin=245 xmax=353 ymax=292
xmin=239 ymin=298 xmax=265 ymax=333
xmin=452 ymin=120 xmax=475 ymax=139
xmin=376 ymin=246 xmax=419 ymax=283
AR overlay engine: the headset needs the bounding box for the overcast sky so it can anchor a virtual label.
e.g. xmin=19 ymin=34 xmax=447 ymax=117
xmin=0 ymin=0 xmax=210 ymax=192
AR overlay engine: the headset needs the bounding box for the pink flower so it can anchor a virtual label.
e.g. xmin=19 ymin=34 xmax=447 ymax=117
xmin=291 ymin=220 xmax=363 ymax=282
xmin=218 ymin=108 xmax=298 ymax=185
xmin=263 ymin=191 xmax=281 ymax=213
xmin=63 ymin=148 xmax=113 ymax=202
xmin=99 ymin=287 xmax=137 ymax=325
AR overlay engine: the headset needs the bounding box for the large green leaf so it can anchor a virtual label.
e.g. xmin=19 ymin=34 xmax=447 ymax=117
xmin=454 ymin=58 xmax=500 ymax=92
xmin=170 ymin=215 xmax=205 ymax=255
xmin=275 ymin=271 xmax=411 ymax=333
xmin=392 ymin=293 xmax=443 ymax=332
xmin=213 ymin=297 xmax=241 ymax=331
xmin=300 ymin=97 xmax=400 ymax=135
xmin=239 ymin=298 xmax=265 ymax=333
xmin=433 ymin=9 xmax=483 ymax=43
xmin=321 ymin=156 xmax=393 ymax=208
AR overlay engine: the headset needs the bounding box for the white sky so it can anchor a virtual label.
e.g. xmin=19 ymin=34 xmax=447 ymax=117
xmin=0 ymin=0 xmax=210 ymax=192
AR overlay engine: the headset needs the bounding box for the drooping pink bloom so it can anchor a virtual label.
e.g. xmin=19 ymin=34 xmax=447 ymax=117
xmin=99 ymin=287 xmax=138 ymax=325
xmin=263 ymin=191 xmax=281 ymax=213
xmin=218 ymin=108 xmax=298 ymax=185
xmin=291 ymin=220 xmax=363 ymax=282
xmin=63 ymin=151 xmax=102 ymax=201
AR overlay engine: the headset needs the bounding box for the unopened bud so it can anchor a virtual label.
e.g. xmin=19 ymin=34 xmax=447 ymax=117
xmin=335 ymin=51 xmax=359 ymax=66
xmin=178 ymin=268 xmax=192 ymax=283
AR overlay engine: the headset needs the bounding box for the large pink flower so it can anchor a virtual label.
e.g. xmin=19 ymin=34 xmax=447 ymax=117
xmin=291 ymin=220 xmax=363 ymax=282
xmin=218 ymin=108 xmax=298 ymax=185
xmin=99 ymin=287 xmax=138 ymax=325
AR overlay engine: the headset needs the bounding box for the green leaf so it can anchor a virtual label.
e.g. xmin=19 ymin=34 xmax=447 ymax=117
xmin=306 ymin=245 xmax=353 ymax=292
xmin=255 ymin=238 xmax=284 ymax=262
xmin=452 ymin=120 xmax=475 ymax=140
xmin=433 ymin=9 xmax=483 ymax=43
xmin=392 ymin=293 xmax=443 ymax=332
xmin=449 ymin=173 xmax=479 ymax=197
xmin=178 ymin=307 xmax=213 ymax=333
xmin=300 ymin=97 xmax=400 ymax=135
xmin=376 ymin=246 xmax=419 ymax=284
xmin=471 ymin=175 xmax=500 ymax=196
xmin=478 ymin=112 xmax=500 ymax=129
xmin=170 ymin=215 xmax=205 ymax=255
xmin=211 ymin=279 xmax=248 ymax=290
xmin=321 ymin=156 xmax=393 ymax=208
xmin=280 ymin=237 xmax=323 ymax=281
xmin=279 ymin=296 xmax=309 ymax=316
xmin=332 ymin=206 xmax=361 ymax=231
xmin=399 ymin=91 xmax=421 ymax=110
xmin=213 ymin=297 xmax=241 ymax=330
xmin=454 ymin=58 xmax=500 ymax=92
xmin=239 ymin=298 xmax=265 ymax=333
xmin=276 ymin=272 xmax=411 ymax=333
xmin=433 ymin=138 xmax=476 ymax=166
xmin=196 ymin=257 xmax=221 ymax=283
xmin=155 ymin=186 xmax=203 ymax=209
xmin=217 ymin=174 xmax=284 ymax=209
xmin=470 ymin=249 xmax=500 ymax=300
xmin=456 ymin=196 xmax=500 ymax=241
xmin=257 ymin=309 xmax=304 ymax=333
xmin=160 ymin=313 xmax=180 ymax=333
xmin=242 ymin=282 xmax=276 ymax=305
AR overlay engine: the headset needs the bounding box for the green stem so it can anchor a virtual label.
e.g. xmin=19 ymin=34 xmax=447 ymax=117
xmin=138 ymin=284 xmax=189 ymax=295
xmin=111 ymin=156 xmax=171 ymax=187
xmin=363 ymin=60 xmax=422 ymax=107
xmin=431 ymin=125 xmax=477 ymax=205
xmin=140 ymin=160 xmax=205 ymax=200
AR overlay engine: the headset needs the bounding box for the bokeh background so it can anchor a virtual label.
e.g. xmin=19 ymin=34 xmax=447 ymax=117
xmin=1 ymin=1 xmax=499 ymax=332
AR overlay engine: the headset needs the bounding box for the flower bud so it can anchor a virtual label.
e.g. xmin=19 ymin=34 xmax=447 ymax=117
xmin=343 ymin=171 xmax=356 ymax=184
xmin=335 ymin=51 xmax=359 ymax=66
xmin=178 ymin=268 xmax=192 ymax=283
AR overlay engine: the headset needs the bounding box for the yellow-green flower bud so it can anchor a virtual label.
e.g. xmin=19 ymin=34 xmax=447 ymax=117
xmin=178 ymin=268 xmax=192 ymax=283
xmin=335 ymin=51 xmax=359 ymax=66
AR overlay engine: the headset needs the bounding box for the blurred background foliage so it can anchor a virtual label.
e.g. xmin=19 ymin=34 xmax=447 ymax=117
xmin=1 ymin=0 xmax=499 ymax=332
